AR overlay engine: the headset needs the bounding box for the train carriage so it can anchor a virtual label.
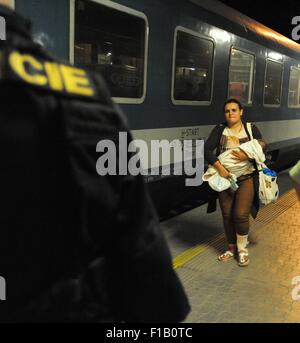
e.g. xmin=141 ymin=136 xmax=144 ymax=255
xmin=13 ymin=0 xmax=300 ymax=216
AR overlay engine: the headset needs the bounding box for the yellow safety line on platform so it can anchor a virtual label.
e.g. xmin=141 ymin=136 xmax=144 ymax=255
xmin=173 ymin=233 xmax=223 ymax=270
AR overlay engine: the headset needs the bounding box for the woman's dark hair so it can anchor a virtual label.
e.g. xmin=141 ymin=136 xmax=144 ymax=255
xmin=223 ymin=98 xmax=243 ymax=111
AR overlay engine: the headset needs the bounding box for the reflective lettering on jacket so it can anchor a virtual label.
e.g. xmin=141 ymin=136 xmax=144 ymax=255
xmin=8 ymin=51 xmax=95 ymax=97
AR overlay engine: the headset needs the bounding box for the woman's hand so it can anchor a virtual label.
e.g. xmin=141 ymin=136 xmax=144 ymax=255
xmin=218 ymin=167 xmax=231 ymax=178
xmin=231 ymin=149 xmax=248 ymax=163
xmin=213 ymin=161 xmax=231 ymax=178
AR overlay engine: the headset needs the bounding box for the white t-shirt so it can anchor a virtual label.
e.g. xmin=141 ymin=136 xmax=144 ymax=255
xmin=222 ymin=126 xmax=256 ymax=175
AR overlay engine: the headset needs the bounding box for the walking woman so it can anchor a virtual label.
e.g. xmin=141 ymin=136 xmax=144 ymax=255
xmin=204 ymin=99 xmax=266 ymax=266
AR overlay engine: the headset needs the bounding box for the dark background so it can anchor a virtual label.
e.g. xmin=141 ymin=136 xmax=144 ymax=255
xmin=219 ymin=0 xmax=300 ymax=39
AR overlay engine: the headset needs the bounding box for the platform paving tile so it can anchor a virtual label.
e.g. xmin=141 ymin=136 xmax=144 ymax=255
xmin=178 ymin=197 xmax=300 ymax=323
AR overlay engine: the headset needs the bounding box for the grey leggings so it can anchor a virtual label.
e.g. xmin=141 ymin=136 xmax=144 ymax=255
xmin=218 ymin=176 xmax=255 ymax=245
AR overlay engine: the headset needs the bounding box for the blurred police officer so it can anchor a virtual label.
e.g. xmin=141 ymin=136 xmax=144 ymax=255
xmin=0 ymin=1 xmax=190 ymax=322
xmin=290 ymin=160 xmax=300 ymax=200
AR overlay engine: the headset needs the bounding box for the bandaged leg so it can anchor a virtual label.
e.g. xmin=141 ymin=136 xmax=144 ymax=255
xmin=236 ymin=234 xmax=249 ymax=266
xmin=236 ymin=234 xmax=249 ymax=253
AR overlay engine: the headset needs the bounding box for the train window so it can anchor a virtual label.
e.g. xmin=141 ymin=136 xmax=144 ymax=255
xmin=228 ymin=49 xmax=255 ymax=105
xmin=73 ymin=0 xmax=148 ymax=103
xmin=172 ymin=28 xmax=214 ymax=105
xmin=288 ymin=67 xmax=300 ymax=108
xmin=264 ymin=60 xmax=283 ymax=106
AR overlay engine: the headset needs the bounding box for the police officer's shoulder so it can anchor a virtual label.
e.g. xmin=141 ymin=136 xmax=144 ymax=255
xmin=0 ymin=45 xmax=102 ymax=102
xmin=0 ymin=41 xmax=129 ymax=128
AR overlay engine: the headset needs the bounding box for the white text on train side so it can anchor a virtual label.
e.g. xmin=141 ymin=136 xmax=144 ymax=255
xmin=96 ymin=132 xmax=204 ymax=187
xmin=291 ymin=276 xmax=300 ymax=301
xmin=292 ymin=16 xmax=300 ymax=41
xmin=0 ymin=16 xmax=6 ymax=40
xmin=0 ymin=276 xmax=6 ymax=301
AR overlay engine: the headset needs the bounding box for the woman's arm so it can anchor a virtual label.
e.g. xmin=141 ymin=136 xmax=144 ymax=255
xmin=213 ymin=160 xmax=231 ymax=178
xmin=204 ymin=124 xmax=230 ymax=178
xmin=204 ymin=125 xmax=223 ymax=165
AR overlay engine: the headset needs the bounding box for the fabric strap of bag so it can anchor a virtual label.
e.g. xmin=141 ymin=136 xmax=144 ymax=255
xmin=244 ymin=122 xmax=261 ymax=173
xmin=246 ymin=122 xmax=253 ymax=140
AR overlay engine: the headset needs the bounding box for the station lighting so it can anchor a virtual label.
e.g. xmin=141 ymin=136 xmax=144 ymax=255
xmin=210 ymin=28 xmax=231 ymax=43
xmin=268 ymin=52 xmax=283 ymax=61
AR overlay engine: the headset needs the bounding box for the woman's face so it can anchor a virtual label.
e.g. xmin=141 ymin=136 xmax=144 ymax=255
xmin=224 ymin=102 xmax=243 ymax=126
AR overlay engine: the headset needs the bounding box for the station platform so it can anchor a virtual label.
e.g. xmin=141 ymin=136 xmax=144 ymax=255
xmin=162 ymin=170 xmax=300 ymax=323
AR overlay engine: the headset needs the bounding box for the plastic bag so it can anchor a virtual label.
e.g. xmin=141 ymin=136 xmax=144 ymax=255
xmin=208 ymin=174 xmax=239 ymax=192
xmin=258 ymin=165 xmax=279 ymax=205
xmin=208 ymin=174 xmax=231 ymax=192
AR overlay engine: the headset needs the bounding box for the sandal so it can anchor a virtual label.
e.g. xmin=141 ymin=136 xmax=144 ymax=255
xmin=218 ymin=250 xmax=234 ymax=262
xmin=238 ymin=250 xmax=249 ymax=267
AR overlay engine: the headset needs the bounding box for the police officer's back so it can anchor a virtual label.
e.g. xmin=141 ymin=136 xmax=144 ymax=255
xmin=0 ymin=4 xmax=190 ymax=322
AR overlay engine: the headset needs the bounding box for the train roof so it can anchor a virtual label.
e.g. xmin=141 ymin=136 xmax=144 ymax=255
xmin=189 ymin=0 xmax=300 ymax=59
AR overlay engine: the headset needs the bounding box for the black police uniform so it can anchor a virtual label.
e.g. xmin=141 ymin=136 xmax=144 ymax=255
xmin=0 ymin=5 xmax=190 ymax=322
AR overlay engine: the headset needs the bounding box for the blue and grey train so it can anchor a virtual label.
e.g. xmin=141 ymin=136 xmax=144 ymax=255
xmin=13 ymin=0 xmax=300 ymax=216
